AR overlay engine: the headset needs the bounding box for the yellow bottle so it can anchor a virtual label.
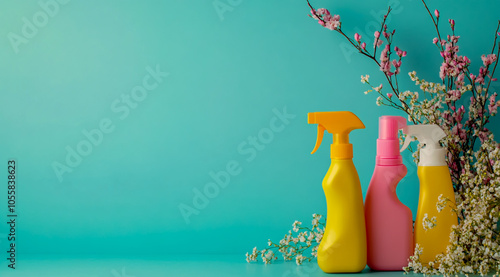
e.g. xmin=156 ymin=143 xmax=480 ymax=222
xmin=401 ymin=125 xmax=458 ymax=264
xmin=308 ymin=111 xmax=367 ymax=273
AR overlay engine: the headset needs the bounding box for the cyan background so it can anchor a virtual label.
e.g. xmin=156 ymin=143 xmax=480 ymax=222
xmin=0 ymin=0 xmax=499 ymax=262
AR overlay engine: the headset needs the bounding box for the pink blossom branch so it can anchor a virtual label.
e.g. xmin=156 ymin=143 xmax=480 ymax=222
xmin=307 ymin=1 xmax=419 ymax=122
xmin=421 ymin=0 xmax=444 ymax=52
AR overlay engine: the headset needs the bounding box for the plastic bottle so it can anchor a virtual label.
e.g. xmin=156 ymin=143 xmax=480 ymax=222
xmin=308 ymin=111 xmax=366 ymax=273
xmin=364 ymin=116 xmax=413 ymax=271
xmin=400 ymin=124 xmax=458 ymax=264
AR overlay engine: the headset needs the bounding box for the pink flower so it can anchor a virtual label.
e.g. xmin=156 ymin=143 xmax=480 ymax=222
xmin=475 ymin=75 xmax=485 ymax=84
xmin=455 ymin=73 xmax=465 ymax=87
xmin=449 ymin=19 xmax=455 ymax=30
xmin=361 ymin=42 xmax=366 ymax=50
xmin=354 ymin=33 xmax=361 ymax=43
xmin=481 ymin=54 xmax=497 ymax=66
xmin=324 ymin=17 xmax=340 ymax=30
xmin=387 ymin=93 xmax=393 ymax=99
xmin=374 ymin=31 xmax=380 ymax=39
xmin=310 ymin=9 xmax=320 ymax=20
xmin=379 ymin=46 xmax=393 ymax=75
xmin=478 ymin=129 xmax=490 ymax=143
xmin=433 ymin=37 xmax=439 ymax=44
xmin=316 ymin=8 xmax=330 ymax=15
xmin=488 ymin=92 xmax=499 ymax=114
xmin=392 ymin=60 xmax=402 ymax=74
xmin=322 ymin=14 xmax=341 ymax=30
xmin=439 ymin=63 xmax=447 ymax=80
xmin=447 ymin=90 xmax=461 ymax=101
xmin=452 ymin=124 xmax=466 ymax=141
xmin=434 ymin=9 xmax=440 ymax=18
xmin=394 ymin=47 xmax=405 ymax=57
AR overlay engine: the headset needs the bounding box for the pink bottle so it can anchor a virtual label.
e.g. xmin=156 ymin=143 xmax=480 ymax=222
xmin=364 ymin=116 xmax=413 ymax=271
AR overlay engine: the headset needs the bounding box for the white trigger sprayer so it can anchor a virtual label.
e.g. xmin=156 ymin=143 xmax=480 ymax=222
xmin=400 ymin=124 xmax=447 ymax=166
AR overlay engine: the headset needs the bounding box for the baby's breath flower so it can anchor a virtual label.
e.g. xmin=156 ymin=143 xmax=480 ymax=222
xmin=246 ymin=214 xmax=325 ymax=264
xmin=292 ymin=221 xmax=301 ymax=232
xmin=422 ymin=213 xmax=437 ymax=230
xmin=436 ymin=194 xmax=448 ymax=213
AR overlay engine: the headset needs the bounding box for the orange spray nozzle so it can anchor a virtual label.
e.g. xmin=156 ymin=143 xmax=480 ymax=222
xmin=308 ymin=111 xmax=365 ymax=159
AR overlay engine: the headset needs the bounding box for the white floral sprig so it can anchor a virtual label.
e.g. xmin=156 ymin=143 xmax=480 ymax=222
xmin=246 ymin=214 xmax=325 ymax=265
xmin=421 ymin=213 xmax=437 ymax=231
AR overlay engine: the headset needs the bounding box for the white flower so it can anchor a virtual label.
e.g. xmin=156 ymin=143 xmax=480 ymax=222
xmin=361 ymin=74 xmax=370 ymax=84
xmin=295 ymin=254 xmax=306 ymax=265
xmin=292 ymin=220 xmax=301 ymax=232
xmin=436 ymin=194 xmax=448 ymax=213
xmin=422 ymin=213 xmax=437 ymax=231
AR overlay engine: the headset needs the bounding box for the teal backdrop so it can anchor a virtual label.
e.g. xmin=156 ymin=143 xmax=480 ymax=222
xmin=0 ymin=0 xmax=499 ymax=261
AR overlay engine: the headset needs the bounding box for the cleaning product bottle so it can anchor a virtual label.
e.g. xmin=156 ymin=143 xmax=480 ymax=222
xmin=400 ymin=124 xmax=457 ymax=264
xmin=308 ymin=111 xmax=366 ymax=273
xmin=364 ymin=116 xmax=413 ymax=271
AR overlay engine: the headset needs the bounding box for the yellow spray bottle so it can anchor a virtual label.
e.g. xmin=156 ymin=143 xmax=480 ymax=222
xmin=308 ymin=111 xmax=367 ymax=273
xmin=400 ymin=124 xmax=458 ymax=264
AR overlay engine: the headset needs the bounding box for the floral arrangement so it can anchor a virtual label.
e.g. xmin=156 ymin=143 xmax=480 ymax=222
xmin=246 ymin=0 xmax=500 ymax=276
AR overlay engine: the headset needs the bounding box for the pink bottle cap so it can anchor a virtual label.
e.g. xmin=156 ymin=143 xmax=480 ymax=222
xmin=376 ymin=116 xmax=407 ymax=165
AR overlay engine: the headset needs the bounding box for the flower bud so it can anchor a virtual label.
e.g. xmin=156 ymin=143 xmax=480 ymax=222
xmin=354 ymin=33 xmax=361 ymax=43
xmin=361 ymin=42 xmax=367 ymax=50
xmin=449 ymin=19 xmax=455 ymax=30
